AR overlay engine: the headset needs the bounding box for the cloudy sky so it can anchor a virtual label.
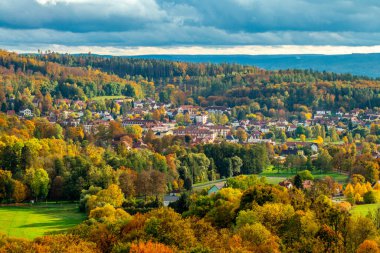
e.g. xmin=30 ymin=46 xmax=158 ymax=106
xmin=1 ymin=0 xmax=380 ymax=55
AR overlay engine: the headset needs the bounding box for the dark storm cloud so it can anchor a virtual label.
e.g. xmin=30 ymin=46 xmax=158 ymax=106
xmin=0 ymin=0 xmax=379 ymax=47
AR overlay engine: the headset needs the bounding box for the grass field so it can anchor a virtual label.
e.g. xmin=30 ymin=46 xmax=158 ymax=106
xmin=192 ymin=175 xmax=286 ymax=191
xmin=264 ymin=176 xmax=286 ymax=184
xmin=90 ymin=95 xmax=128 ymax=101
xmin=351 ymin=203 xmax=380 ymax=217
xmin=260 ymin=169 xmax=349 ymax=183
xmin=0 ymin=203 xmax=85 ymax=239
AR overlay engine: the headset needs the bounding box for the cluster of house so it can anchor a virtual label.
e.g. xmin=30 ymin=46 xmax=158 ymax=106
xmin=9 ymin=98 xmax=380 ymax=152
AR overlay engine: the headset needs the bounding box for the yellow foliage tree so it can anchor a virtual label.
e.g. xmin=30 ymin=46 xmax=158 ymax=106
xmin=344 ymin=183 xmax=354 ymax=196
xmin=354 ymin=193 xmax=363 ymax=203
xmin=315 ymin=136 xmax=324 ymax=144
xmin=365 ymin=182 xmax=373 ymax=192
xmin=87 ymin=184 xmax=124 ymax=212
xmin=374 ymin=182 xmax=380 ymax=191
xmin=89 ymin=203 xmax=131 ymax=223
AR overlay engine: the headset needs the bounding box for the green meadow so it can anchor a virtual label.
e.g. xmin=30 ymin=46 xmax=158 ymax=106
xmin=192 ymin=175 xmax=286 ymax=191
xmin=351 ymin=203 xmax=380 ymax=217
xmin=0 ymin=203 xmax=85 ymax=239
xmin=260 ymin=169 xmax=349 ymax=183
xmin=90 ymin=95 xmax=128 ymax=101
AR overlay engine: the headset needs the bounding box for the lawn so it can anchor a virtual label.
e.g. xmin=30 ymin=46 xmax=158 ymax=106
xmin=0 ymin=203 xmax=86 ymax=239
xmin=192 ymin=175 xmax=286 ymax=191
xmin=351 ymin=203 xmax=380 ymax=217
xmin=260 ymin=169 xmax=349 ymax=183
xmin=192 ymin=179 xmax=226 ymax=191
xmin=264 ymin=176 xmax=286 ymax=184
xmin=90 ymin=95 xmax=129 ymax=101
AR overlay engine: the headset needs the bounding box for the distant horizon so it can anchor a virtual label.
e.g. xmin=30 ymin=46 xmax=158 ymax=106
xmin=7 ymin=45 xmax=380 ymax=57
xmin=12 ymin=49 xmax=380 ymax=77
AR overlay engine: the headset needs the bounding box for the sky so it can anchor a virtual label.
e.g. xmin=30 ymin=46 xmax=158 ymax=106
xmin=1 ymin=0 xmax=380 ymax=55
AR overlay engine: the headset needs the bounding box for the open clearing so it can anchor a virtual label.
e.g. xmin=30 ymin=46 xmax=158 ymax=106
xmin=90 ymin=95 xmax=128 ymax=101
xmin=351 ymin=203 xmax=380 ymax=217
xmin=260 ymin=169 xmax=349 ymax=183
xmin=0 ymin=203 xmax=85 ymax=239
xmin=192 ymin=175 xmax=286 ymax=191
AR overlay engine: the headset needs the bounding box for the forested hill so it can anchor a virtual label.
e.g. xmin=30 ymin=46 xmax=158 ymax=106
xmin=2 ymin=49 xmax=380 ymax=113
xmin=128 ymin=54 xmax=380 ymax=78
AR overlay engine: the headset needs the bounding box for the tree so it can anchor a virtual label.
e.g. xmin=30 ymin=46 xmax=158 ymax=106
xmin=0 ymin=169 xmax=14 ymax=202
xmin=50 ymin=176 xmax=64 ymax=201
xmin=356 ymin=240 xmax=380 ymax=253
xmin=175 ymin=113 xmax=184 ymax=125
xmin=231 ymin=156 xmax=243 ymax=176
xmin=42 ymin=92 xmax=53 ymax=113
xmin=237 ymin=223 xmax=280 ymax=252
xmin=89 ymin=203 xmax=131 ymax=223
xmin=298 ymin=170 xmax=314 ymax=181
xmin=12 ymin=180 xmax=27 ymax=203
xmin=239 ymin=185 xmax=290 ymax=209
xmin=363 ymin=191 xmax=378 ymax=204
xmin=117 ymin=168 xmax=137 ymax=198
xmin=24 ymin=168 xmax=50 ymax=201
xmin=221 ymin=158 xmax=233 ymax=178
xmin=294 ymin=174 xmax=303 ymax=189
xmin=143 ymin=208 xmax=197 ymax=249
xmin=66 ymin=126 xmax=85 ymax=141
xmin=88 ymin=165 xmax=115 ymax=189
xmin=220 ymin=114 xmax=229 ymax=125
xmin=184 ymin=177 xmax=192 ymax=191
xmin=205 ymin=188 xmax=242 ymax=228
xmin=179 ymin=153 xmax=210 ymax=183
xmin=227 ymin=175 xmax=266 ymax=190
xmin=125 ymin=125 xmax=143 ymax=140
xmin=315 ymin=149 xmax=333 ymax=173
xmin=169 ymin=191 xmax=190 ymax=214
xmin=150 ymin=170 xmax=167 ymax=197
xmin=236 ymin=210 xmax=258 ymax=229
xmin=346 ymin=217 xmax=377 ymax=253
xmin=86 ymin=184 xmax=124 ymax=212
xmin=236 ymin=128 xmax=248 ymax=142
xmin=129 ymin=241 xmax=174 ymax=253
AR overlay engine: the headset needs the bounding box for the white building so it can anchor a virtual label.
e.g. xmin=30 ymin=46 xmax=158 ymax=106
xmin=19 ymin=109 xmax=33 ymax=117
xmin=196 ymin=115 xmax=208 ymax=124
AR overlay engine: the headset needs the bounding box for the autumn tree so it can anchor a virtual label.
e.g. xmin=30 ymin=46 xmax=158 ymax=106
xmin=129 ymin=241 xmax=174 ymax=253
xmin=0 ymin=169 xmax=14 ymax=202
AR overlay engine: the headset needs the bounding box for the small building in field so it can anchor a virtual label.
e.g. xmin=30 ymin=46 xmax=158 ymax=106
xmin=19 ymin=108 xmax=33 ymax=117
xmin=279 ymin=179 xmax=293 ymax=189
xmin=207 ymin=182 xmax=225 ymax=195
xmin=163 ymin=194 xmax=179 ymax=207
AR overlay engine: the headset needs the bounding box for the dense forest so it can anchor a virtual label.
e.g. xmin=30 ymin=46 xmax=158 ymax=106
xmin=1 ymin=50 xmax=380 ymax=116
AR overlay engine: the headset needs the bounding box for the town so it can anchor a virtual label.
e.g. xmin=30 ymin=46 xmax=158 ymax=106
xmin=11 ymin=96 xmax=380 ymax=160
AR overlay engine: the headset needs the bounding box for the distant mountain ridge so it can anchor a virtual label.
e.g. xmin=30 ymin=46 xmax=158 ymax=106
xmin=127 ymin=54 xmax=380 ymax=78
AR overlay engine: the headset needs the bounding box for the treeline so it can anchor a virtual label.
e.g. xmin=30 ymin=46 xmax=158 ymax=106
xmin=1 ymin=50 xmax=380 ymax=115
xmin=30 ymin=51 xmax=380 ymax=111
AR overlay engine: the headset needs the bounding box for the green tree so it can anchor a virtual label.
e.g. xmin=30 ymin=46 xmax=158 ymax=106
xmin=24 ymin=168 xmax=50 ymax=201
xmin=0 ymin=169 xmax=14 ymax=202
xmin=315 ymin=149 xmax=333 ymax=173
xmin=294 ymin=174 xmax=303 ymax=189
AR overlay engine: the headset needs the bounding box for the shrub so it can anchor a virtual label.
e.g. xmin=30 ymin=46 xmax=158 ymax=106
xmin=363 ymin=191 xmax=379 ymax=204
xmin=297 ymin=170 xmax=314 ymax=181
